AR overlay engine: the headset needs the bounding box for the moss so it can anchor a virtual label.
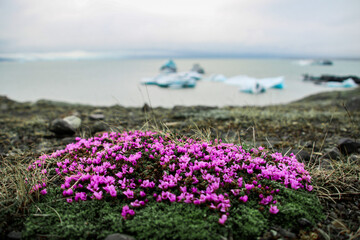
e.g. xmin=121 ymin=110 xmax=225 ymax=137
xmin=22 ymin=183 xmax=324 ymax=239
xmin=229 ymin=204 xmax=268 ymax=239
xmin=23 ymin=189 xmax=126 ymax=240
xmin=126 ymin=202 xmax=225 ymax=240
xmin=271 ymin=182 xmax=325 ymax=230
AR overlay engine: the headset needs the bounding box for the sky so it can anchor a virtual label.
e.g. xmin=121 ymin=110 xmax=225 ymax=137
xmin=0 ymin=0 xmax=359 ymax=59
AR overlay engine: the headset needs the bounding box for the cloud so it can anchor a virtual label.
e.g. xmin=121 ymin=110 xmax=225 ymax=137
xmin=0 ymin=0 xmax=359 ymax=58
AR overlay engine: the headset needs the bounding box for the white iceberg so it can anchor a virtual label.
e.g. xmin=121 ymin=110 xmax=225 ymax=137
xmin=225 ymin=75 xmax=285 ymax=94
xmin=326 ymin=78 xmax=357 ymax=88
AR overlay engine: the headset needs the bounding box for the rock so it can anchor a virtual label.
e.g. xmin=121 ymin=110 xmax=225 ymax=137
xmin=89 ymin=113 xmax=105 ymax=120
xmin=142 ymin=103 xmax=152 ymax=113
xmin=63 ymin=116 xmax=82 ymax=129
xmin=49 ymin=119 xmax=76 ymax=136
xmin=89 ymin=109 xmax=105 ymax=120
xmin=91 ymin=122 xmax=109 ymax=134
xmin=7 ymin=231 xmax=22 ymax=239
xmin=337 ymin=138 xmax=360 ymax=155
xmin=283 ymin=149 xmax=311 ymax=162
xmin=277 ymin=228 xmax=297 ymax=239
xmin=322 ymin=147 xmax=341 ymax=160
xmin=104 ymin=233 xmax=135 ymax=240
xmin=298 ymin=218 xmax=313 ymax=228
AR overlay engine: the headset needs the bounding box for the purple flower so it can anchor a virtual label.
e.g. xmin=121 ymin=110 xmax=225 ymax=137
xmin=245 ymin=184 xmax=254 ymax=191
xmin=239 ymin=195 xmax=248 ymax=203
xmin=103 ymin=185 xmax=117 ymax=197
xmin=40 ymin=189 xmax=47 ymax=195
xmin=93 ymin=191 xmax=103 ymax=200
xmin=219 ymin=214 xmax=227 ymax=224
xmin=269 ymin=205 xmax=279 ymax=214
xmin=123 ymin=189 xmax=134 ymax=199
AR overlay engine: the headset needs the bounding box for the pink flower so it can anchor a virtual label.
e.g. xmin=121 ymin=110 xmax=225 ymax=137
xmin=140 ymin=191 xmax=146 ymax=197
xmin=239 ymin=195 xmax=248 ymax=203
xmin=104 ymin=185 xmax=117 ymax=197
xmin=130 ymin=200 xmax=141 ymax=207
xmin=219 ymin=214 xmax=227 ymax=225
xmin=123 ymin=189 xmax=134 ymax=199
xmin=269 ymin=205 xmax=279 ymax=214
xmin=74 ymin=192 xmax=87 ymax=201
xmin=93 ymin=191 xmax=103 ymax=200
xmin=66 ymin=198 xmax=73 ymax=203
xmin=40 ymin=189 xmax=47 ymax=195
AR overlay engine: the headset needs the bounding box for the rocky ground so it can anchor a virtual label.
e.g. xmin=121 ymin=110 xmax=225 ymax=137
xmin=1 ymin=88 xmax=360 ymax=240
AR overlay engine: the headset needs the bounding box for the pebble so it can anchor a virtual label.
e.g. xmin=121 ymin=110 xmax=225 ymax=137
xmin=89 ymin=113 xmax=105 ymax=120
xmin=142 ymin=103 xmax=152 ymax=113
xmin=91 ymin=122 xmax=109 ymax=134
xmin=7 ymin=231 xmax=21 ymax=240
xmin=49 ymin=116 xmax=81 ymax=136
xmin=63 ymin=116 xmax=82 ymax=129
xmin=337 ymin=138 xmax=360 ymax=155
xmin=322 ymin=147 xmax=341 ymax=160
xmin=297 ymin=217 xmax=313 ymax=228
xmin=104 ymin=233 xmax=135 ymax=240
xmin=49 ymin=119 xmax=76 ymax=136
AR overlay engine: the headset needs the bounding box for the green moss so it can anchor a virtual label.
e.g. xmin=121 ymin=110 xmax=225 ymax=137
xmin=229 ymin=204 xmax=268 ymax=239
xmin=272 ymin=183 xmax=325 ymax=230
xmin=22 ymin=184 xmax=324 ymax=239
xmin=126 ymin=202 xmax=226 ymax=240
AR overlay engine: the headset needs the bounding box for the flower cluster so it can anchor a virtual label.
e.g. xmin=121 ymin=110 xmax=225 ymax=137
xmin=28 ymin=130 xmax=313 ymax=224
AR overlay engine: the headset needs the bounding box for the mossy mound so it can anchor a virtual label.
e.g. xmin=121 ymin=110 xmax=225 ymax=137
xmin=23 ymin=131 xmax=324 ymax=239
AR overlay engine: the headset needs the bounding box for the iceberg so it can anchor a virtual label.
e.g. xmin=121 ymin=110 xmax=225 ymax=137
xmin=225 ymin=75 xmax=285 ymax=94
xmin=326 ymin=78 xmax=357 ymax=88
xmin=160 ymin=59 xmax=177 ymax=73
xmin=141 ymin=60 xmax=204 ymax=88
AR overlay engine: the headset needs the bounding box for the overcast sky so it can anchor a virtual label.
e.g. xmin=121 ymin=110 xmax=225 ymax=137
xmin=0 ymin=0 xmax=359 ymax=59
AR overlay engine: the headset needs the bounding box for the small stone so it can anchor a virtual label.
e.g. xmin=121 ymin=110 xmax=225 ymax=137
xmin=337 ymin=138 xmax=360 ymax=155
xmin=323 ymin=147 xmax=341 ymax=160
xmin=49 ymin=119 xmax=76 ymax=136
xmin=142 ymin=103 xmax=152 ymax=113
xmin=63 ymin=116 xmax=82 ymax=129
xmin=277 ymin=228 xmax=297 ymax=239
xmin=298 ymin=218 xmax=313 ymax=228
xmin=7 ymin=231 xmax=22 ymax=240
xmin=89 ymin=113 xmax=105 ymax=120
xmin=91 ymin=122 xmax=109 ymax=134
xmin=104 ymin=233 xmax=136 ymax=240
xmin=294 ymin=149 xmax=311 ymax=162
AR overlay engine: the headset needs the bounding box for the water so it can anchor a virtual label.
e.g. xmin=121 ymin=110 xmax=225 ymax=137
xmin=0 ymin=58 xmax=359 ymax=107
